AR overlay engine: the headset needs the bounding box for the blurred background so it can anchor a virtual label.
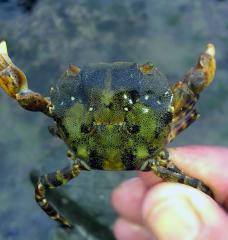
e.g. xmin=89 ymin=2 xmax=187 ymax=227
xmin=0 ymin=0 xmax=227 ymax=239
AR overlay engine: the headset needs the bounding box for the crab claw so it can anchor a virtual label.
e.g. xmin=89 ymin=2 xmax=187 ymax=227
xmin=0 ymin=41 xmax=28 ymax=98
xmin=195 ymin=43 xmax=216 ymax=89
xmin=0 ymin=41 xmax=50 ymax=114
xmin=176 ymin=43 xmax=216 ymax=98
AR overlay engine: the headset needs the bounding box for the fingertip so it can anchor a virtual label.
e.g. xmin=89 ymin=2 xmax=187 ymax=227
xmin=142 ymin=183 xmax=228 ymax=240
xmin=142 ymin=183 xmax=201 ymax=240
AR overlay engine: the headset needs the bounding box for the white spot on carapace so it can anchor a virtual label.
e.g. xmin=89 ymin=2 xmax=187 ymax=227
xmin=89 ymin=107 xmax=94 ymax=112
xmin=142 ymin=107 xmax=149 ymax=113
xmin=123 ymin=94 xmax=128 ymax=99
xmin=124 ymin=107 xmax=129 ymax=111
xmin=157 ymin=100 xmax=161 ymax=105
xmin=129 ymin=99 xmax=133 ymax=104
xmin=60 ymin=101 xmax=64 ymax=105
xmin=71 ymin=96 xmax=75 ymax=101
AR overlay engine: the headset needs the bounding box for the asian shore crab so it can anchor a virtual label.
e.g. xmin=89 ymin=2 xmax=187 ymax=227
xmin=0 ymin=41 xmax=216 ymax=228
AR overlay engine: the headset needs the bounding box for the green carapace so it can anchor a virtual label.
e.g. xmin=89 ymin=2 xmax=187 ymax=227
xmin=51 ymin=62 xmax=172 ymax=171
xmin=0 ymin=42 xmax=216 ymax=227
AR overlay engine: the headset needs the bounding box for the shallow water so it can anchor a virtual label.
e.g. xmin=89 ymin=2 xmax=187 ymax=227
xmin=0 ymin=1 xmax=227 ymax=239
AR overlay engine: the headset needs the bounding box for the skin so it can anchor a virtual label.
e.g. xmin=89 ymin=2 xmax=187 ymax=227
xmin=112 ymin=145 xmax=228 ymax=240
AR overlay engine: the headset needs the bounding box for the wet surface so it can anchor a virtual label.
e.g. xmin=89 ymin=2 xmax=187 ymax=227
xmin=0 ymin=1 xmax=227 ymax=239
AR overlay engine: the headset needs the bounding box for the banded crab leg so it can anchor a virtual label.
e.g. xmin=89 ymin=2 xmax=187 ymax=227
xmin=0 ymin=41 xmax=51 ymax=115
xmin=142 ymin=149 xmax=214 ymax=197
xmin=35 ymin=162 xmax=81 ymax=228
xmin=150 ymin=154 xmax=213 ymax=197
xmin=168 ymin=43 xmax=216 ymax=142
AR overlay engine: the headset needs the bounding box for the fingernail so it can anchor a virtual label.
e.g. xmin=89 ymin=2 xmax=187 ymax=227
xmin=144 ymin=197 xmax=200 ymax=240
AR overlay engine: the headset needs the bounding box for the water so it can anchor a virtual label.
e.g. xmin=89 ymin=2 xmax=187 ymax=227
xmin=0 ymin=1 xmax=227 ymax=239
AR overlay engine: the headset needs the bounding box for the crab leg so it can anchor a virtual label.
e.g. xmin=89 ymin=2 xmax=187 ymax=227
xmin=168 ymin=43 xmax=216 ymax=141
xmin=151 ymin=164 xmax=213 ymax=197
xmin=168 ymin=108 xmax=199 ymax=143
xmin=35 ymin=163 xmax=80 ymax=228
xmin=0 ymin=41 xmax=50 ymax=114
xmin=146 ymin=151 xmax=213 ymax=197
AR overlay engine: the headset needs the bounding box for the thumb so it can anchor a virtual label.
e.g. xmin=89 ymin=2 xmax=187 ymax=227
xmin=142 ymin=183 xmax=228 ymax=240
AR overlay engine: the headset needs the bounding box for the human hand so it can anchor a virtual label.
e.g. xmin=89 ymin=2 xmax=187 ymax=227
xmin=112 ymin=146 xmax=228 ymax=240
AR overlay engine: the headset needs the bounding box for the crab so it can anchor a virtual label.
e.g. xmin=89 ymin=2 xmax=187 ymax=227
xmin=0 ymin=41 xmax=216 ymax=228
